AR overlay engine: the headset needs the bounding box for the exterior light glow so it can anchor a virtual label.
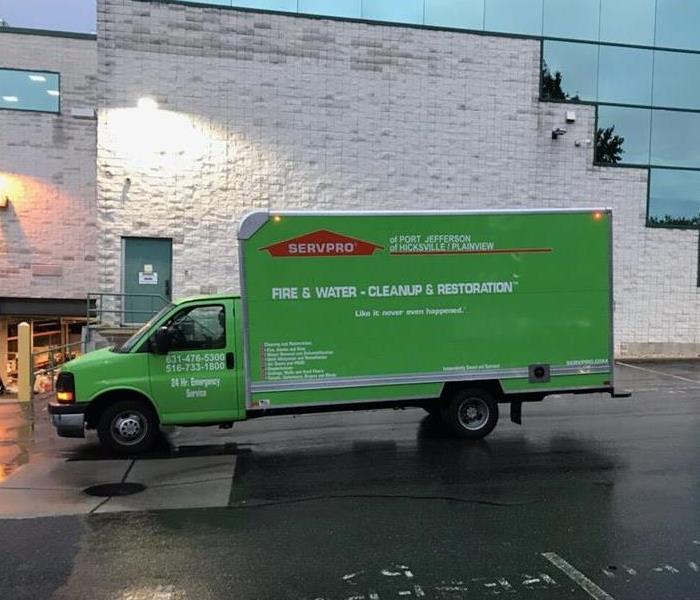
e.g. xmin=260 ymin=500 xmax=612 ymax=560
xmin=46 ymin=90 xmax=60 ymax=97
xmin=0 ymin=175 xmax=10 ymax=209
xmin=105 ymin=106 xmax=227 ymax=176
xmin=137 ymin=97 xmax=158 ymax=111
xmin=273 ymin=215 xmax=282 ymax=222
xmin=593 ymin=211 xmax=604 ymax=220
xmin=2 ymin=96 xmax=18 ymax=102
xmin=28 ymin=74 xmax=47 ymax=82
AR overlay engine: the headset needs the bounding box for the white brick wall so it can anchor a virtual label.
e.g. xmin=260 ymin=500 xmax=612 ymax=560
xmin=97 ymin=0 xmax=700 ymax=357
xmin=0 ymin=31 xmax=97 ymax=300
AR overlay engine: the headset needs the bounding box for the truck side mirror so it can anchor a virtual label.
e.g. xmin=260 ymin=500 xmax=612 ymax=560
xmin=153 ymin=326 xmax=170 ymax=355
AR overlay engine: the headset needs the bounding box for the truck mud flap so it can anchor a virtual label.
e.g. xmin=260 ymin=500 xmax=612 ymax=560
xmin=510 ymin=401 xmax=522 ymax=425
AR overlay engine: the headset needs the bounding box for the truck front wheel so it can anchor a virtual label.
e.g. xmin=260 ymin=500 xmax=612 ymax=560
xmin=97 ymin=399 xmax=159 ymax=455
xmin=441 ymin=388 xmax=499 ymax=439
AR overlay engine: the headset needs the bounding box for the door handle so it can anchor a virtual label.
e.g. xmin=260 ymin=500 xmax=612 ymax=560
xmin=165 ymin=279 xmax=171 ymax=298
xmin=226 ymin=352 xmax=235 ymax=369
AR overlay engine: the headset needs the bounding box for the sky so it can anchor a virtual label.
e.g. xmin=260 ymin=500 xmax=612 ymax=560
xmin=0 ymin=0 xmax=96 ymax=33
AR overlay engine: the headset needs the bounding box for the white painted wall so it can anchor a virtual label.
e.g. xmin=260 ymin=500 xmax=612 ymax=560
xmin=0 ymin=32 xmax=97 ymax=300
xmin=97 ymin=0 xmax=698 ymax=357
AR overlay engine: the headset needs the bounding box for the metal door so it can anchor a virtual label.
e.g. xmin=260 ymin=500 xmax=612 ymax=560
xmin=122 ymin=238 xmax=172 ymax=325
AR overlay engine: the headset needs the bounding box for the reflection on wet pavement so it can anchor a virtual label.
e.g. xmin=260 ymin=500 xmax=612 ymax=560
xmin=0 ymin=362 xmax=700 ymax=599
xmin=0 ymin=402 xmax=34 ymax=483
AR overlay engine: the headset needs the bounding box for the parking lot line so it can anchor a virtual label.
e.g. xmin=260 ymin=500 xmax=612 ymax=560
xmin=542 ymin=552 xmax=616 ymax=600
xmin=617 ymin=362 xmax=700 ymax=384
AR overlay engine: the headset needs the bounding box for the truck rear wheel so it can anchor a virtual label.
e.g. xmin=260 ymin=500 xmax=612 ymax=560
xmin=97 ymin=399 xmax=159 ymax=455
xmin=441 ymin=388 xmax=499 ymax=439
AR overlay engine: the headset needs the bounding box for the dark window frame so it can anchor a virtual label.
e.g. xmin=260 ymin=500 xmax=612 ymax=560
xmin=0 ymin=66 xmax=61 ymax=115
xmin=645 ymin=166 xmax=700 ymax=231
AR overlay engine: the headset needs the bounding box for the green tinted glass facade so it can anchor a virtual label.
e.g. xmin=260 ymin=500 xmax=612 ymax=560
xmin=0 ymin=68 xmax=60 ymax=113
xmin=150 ymin=0 xmax=700 ymax=228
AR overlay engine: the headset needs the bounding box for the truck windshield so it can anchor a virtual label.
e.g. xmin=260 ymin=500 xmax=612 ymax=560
xmin=112 ymin=303 xmax=175 ymax=353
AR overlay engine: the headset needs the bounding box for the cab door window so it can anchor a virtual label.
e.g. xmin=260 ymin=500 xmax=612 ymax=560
xmin=166 ymin=305 xmax=226 ymax=351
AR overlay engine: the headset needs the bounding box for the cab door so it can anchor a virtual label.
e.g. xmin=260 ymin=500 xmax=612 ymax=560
xmin=147 ymin=300 xmax=240 ymax=424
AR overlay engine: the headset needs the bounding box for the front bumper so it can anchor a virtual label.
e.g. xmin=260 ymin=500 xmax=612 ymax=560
xmin=48 ymin=402 xmax=86 ymax=438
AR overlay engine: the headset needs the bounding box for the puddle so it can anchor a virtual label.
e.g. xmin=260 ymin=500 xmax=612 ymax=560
xmin=0 ymin=403 xmax=34 ymax=483
xmin=84 ymin=482 xmax=147 ymax=497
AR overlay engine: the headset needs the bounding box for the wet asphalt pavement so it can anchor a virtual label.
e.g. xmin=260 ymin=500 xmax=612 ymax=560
xmin=1 ymin=361 xmax=700 ymax=599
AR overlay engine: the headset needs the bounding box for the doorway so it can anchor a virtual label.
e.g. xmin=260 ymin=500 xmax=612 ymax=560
xmin=122 ymin=237 xmax=172 ymax=325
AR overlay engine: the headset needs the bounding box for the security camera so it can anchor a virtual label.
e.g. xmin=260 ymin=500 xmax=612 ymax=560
xmin=552 ymin=128 xmax=567 ymax=140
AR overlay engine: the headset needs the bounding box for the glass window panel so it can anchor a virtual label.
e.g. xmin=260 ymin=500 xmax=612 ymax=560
xmin=653 ymin=50 xmax=700 ymax=111
xmin=598 ymin=46 xmax=652 ymax=105
xmin=648 ymin=168 xmax=700 ymax=229
xmin=596 ymin=106 xmax=651 ymax=165
xmin=656 ymin=0 xmax=700 ymax=52
xmin=600 ymin=0 xmax=655 ymax=46
xmin=362 ymin=0 xmax=424 ymax=24
xmin=165 ymin=305 xmax=227 ymax=351
xmin=231 ymin=0 xmax=297 ymax=10
xmin=651 ymin=110 xmax=700 ymax=168
xmin=484 ymin=0 xmax=543 ymax=36
xmin=543 ymin=0 xmax=599 ymax=41
xmin=541 ymin=41 xmax=597 ymax=102
xmin=425 ymin=0 xmax=484 ymax=29
xmin=299 ymin=0 xmax=362 ymax=18
xmin=0 ymin=69 xmax=60 ymax=113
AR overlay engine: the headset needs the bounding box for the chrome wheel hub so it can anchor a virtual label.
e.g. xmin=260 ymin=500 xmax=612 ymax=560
xmin=457 ymin=398 xmax=489 ymax=431
xmin=112 ymin=412 xmax=147 ymax=445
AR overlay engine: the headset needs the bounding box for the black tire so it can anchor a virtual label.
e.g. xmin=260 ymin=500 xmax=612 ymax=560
xmin=440 ymin=388 xmax=499 ymax=440
xmin=97 ymin=399 xmax=159 ymax=455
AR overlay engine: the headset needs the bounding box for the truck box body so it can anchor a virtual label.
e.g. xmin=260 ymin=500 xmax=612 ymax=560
xmin=240 ymin=209 xmax=613 ymax=411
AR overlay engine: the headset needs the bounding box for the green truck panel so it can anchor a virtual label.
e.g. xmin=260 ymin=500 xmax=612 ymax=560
xmin=241 ymin=210 xmax=612 ymax=409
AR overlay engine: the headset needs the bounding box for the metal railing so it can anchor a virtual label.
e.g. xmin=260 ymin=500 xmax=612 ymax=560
xmin=87 ymin=292 xmax=168 ymax=327
xmin=11 ymin=294 xmax=170 ymax=398
xmin=31 ymin=340 xmax=83 ymax=393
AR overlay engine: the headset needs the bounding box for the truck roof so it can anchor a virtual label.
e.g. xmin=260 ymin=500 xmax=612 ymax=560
xmin=173 ymin=293 xmax=240 ymax=305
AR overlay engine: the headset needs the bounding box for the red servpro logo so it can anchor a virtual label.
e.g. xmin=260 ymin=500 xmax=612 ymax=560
xmin=261 ymin=230 xmax=383 ymax=257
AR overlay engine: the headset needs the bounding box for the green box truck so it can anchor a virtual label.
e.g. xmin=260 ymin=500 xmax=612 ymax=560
xmin=50 ymin=209 xmax=625 ymax=454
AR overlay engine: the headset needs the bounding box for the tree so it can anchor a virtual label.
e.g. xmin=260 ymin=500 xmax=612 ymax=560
xmin=647 ymin=214 xmax=700 ymax=229
xmin=541 ymin=61 xmax=566 ymax=101
xmin=595 ymin=125 xmax=625 ymax=164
